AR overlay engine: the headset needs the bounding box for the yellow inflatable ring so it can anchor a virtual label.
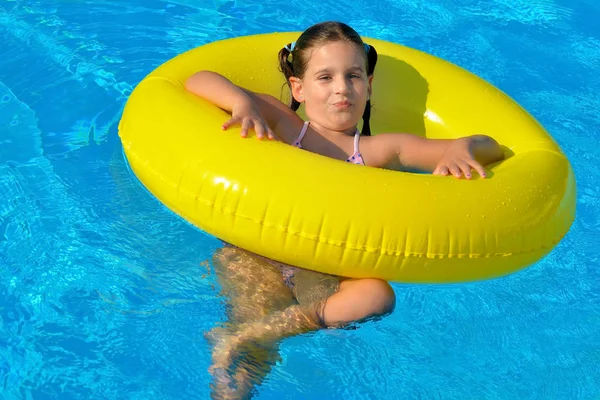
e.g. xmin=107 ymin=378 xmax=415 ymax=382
xmin=118 ymin=32 xmax=576 ymax=283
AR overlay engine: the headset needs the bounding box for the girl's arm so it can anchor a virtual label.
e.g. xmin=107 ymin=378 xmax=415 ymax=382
xmin=185 ymin=70 xmax=285 ymax=140
xmin=382 ymin=134 xmax=505 ymax=179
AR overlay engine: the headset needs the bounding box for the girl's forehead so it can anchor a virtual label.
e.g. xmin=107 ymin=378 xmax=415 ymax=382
xmin=306 ymin=42 xmax=366 ymax=68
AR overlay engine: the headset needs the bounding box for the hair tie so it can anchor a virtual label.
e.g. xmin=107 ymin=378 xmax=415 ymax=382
xmin=285 ymin=41 xmax=297 ymax=52
xmin=364 ymin=43 xmax=370 ymax=53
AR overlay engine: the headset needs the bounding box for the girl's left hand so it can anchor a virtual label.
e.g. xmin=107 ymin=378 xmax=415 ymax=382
xmin=433 ymin=138 xmax=487 ymax=179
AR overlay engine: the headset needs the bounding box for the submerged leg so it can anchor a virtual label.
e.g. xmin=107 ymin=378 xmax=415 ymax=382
xmin=209 ymin=246 xmax=295 ymax=399
xmin=211 ymin=246 xmax=295 ymax=325
xmin=211 ymin=270 xmax=396 ymax=366
xmin=209 ymin=249 xmax=396 ymax=399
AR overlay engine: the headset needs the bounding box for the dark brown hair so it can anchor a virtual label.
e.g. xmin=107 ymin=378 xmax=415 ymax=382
xmin=278 ymin=21 xmax=378 ymax=135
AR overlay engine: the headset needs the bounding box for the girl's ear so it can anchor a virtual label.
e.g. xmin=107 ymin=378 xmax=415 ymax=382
xmin=289 ymin=77 xmax=304 ymax=103
xmin=368 ymin=75 xmax=374 ymax=98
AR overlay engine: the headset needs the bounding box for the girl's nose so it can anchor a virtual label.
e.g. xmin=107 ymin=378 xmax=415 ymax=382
xmin=334 ymin=78 xmax=352 ymax=95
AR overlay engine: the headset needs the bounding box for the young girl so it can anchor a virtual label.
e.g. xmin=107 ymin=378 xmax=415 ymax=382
xmin=186 ymin=21 xmax=504 ymax=399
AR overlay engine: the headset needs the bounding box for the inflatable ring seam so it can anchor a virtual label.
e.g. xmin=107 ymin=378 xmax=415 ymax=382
xmin=147 ymin=75 xmax=180 ymax=87
xmin=193 ymin=193 xmax=567 ymax=258
xmin=128 ymin=146 xmax=568 ymax=259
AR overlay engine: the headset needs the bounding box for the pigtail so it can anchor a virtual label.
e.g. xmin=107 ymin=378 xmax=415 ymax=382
xmin=362 ymin=99 xmax=372 ymax=136
xmin=278 ymin=45 xmax=301 ymax=111
xmin=361 ymin=44 xmax=378 ymax=136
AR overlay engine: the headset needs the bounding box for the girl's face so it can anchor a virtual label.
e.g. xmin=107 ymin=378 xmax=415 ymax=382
xmin=290 ymin=41 xmax=373 ymax=133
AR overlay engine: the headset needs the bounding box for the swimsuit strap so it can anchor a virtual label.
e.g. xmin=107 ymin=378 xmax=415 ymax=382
xmin=353 ymin=128 xmax=361 ymax=154
xmin=347 ymin=128 xmax=366 ymax=165
xmin=292 ymin=121 xmax=310 ymax=148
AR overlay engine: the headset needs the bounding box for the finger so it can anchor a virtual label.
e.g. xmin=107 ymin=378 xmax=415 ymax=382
xmin=240 ymin=119 xmax=251 ymax=138
xmin=222 ymin=116 xmax=239 ymax=130
xmin=448 ymin=164 xmax=462 ymax=179
xmin=434 ymin=165 xmax=449 ymax=176
xmin=266 ymin=126 xmax=278 ymax=141
xmin=468 ymin=160 xmax=487 ymax=178
xmin=457 ymin=160 xmax=473 ymax=179
xmin=254 ymin=120 xmax=265 ymax=140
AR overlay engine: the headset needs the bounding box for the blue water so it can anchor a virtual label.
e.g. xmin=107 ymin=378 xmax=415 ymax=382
xmin=1 ymin=0 xmax=598 ymax=399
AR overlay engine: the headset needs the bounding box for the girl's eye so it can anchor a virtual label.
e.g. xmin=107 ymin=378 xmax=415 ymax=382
xmin=318 ymin=75 xmax=331 ymax=81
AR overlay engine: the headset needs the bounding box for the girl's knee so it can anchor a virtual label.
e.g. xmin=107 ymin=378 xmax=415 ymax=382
xmin=360 ymin=278 xmax=396 ymax=316
xmin=324 ymin=278 xmax=396 ymax=325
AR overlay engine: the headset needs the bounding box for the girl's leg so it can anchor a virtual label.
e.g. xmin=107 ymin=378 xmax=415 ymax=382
xmin=210 ymin=253 xmax=396 ymax=398
xmin=321 ymin=278 xmax=397 ymax=327
xmin=212 ymin=246 xmax=295 ymax=325
xmin=212 ymin=270 xmax=396 ymax=365
xmin=291 ymin=267 xmax=396 ymax=328
xmin=209 ymin=246 xmax=295 ymax=399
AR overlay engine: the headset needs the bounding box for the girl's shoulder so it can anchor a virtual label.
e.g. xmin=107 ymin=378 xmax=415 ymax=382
xmin=359 ymin=133 xmax=428 ymax=169
xmin=357 ymin=133 xmax=400 ymax=168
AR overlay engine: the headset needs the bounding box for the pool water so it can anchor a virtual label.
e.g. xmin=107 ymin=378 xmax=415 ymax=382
xmin=1 ymin=0 xmax=598 ymax=399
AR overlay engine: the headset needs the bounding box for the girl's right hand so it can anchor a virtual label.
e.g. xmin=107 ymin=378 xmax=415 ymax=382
xmin=222 ymin=101 xmax=277 ymax=140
